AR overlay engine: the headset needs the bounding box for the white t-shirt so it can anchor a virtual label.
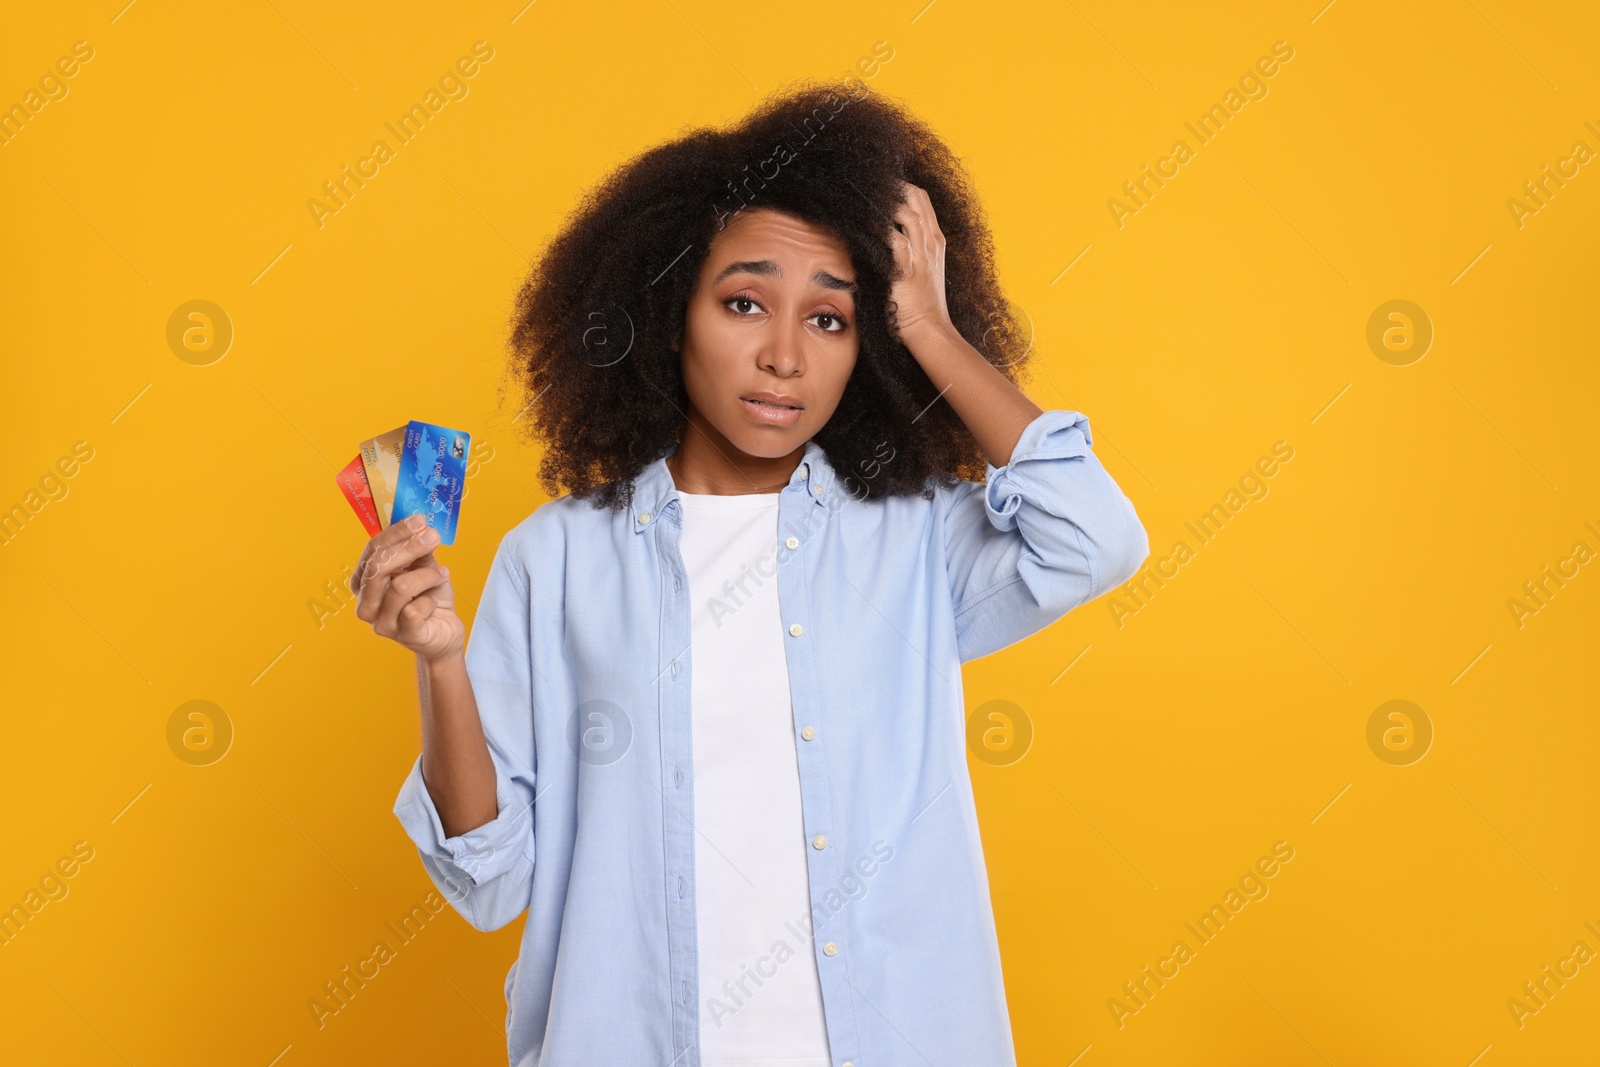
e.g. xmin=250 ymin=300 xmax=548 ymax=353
xmin=676 ymin=489 xmax=832 ymax=1067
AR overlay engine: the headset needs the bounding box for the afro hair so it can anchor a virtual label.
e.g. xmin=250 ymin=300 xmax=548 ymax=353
xmin=508 ymin=78 xmax=1033 ymax=510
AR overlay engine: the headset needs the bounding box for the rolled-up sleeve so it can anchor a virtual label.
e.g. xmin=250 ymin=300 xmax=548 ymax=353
xmin=393 ymin=538 xmax=537 ymax=931
xmin=940 ymin=408 xmax=1149 ymax=663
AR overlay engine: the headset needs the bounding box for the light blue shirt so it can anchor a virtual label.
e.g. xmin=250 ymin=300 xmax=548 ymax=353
xmin=394 ymin=407 xmax=1150 ymax=1066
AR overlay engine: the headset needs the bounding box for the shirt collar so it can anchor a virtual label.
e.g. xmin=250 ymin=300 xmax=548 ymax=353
xmin=630 ymin=438 xmax=837 ymax=532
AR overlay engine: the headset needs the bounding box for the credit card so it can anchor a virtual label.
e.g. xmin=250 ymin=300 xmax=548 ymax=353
xmin=391 ymin=420 xmax=469 ymax=545
xmin=358 ymin=425 xmax=406 ymax=529
xmin=334 ymin=455 xmax=383 ymax=536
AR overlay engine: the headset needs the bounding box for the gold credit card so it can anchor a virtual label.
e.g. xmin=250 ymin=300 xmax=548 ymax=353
xmin=358 ymin=425 xmax=406 ymax=527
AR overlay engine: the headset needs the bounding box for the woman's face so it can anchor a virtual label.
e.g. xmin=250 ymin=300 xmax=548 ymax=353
xmin=677 ymin=208 xmax=860 ymax=460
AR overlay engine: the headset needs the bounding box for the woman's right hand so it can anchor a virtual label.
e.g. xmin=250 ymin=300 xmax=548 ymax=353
xmin=351 ymin=514 xmax=465 ymax=663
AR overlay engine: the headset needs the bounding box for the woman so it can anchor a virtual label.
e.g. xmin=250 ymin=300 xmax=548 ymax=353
xmin=353 ymin=80 xmax=1149 ymax=1067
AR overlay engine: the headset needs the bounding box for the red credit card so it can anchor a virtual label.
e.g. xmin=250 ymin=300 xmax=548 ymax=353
xmin=335 ymin=454 xmax=383 ymax=536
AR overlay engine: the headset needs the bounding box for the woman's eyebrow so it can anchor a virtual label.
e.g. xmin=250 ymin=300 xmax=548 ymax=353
xmin=813 ymin=271 xmax=857 ymax=295
xmin=713 ymin=260 xmax=857 ymax=295
xmin=714 ymin=259 xmax=779 ymax=283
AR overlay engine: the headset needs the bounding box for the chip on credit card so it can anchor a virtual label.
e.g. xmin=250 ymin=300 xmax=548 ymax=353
xmin=334 ymin=420 xmax=470 ymax=544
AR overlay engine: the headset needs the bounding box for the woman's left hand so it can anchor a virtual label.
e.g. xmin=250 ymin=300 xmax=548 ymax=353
xmin=886 ymin=181 xmax=954 ymax=345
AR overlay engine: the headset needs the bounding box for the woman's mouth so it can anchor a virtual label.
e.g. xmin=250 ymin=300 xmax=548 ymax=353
xmin=739 ymin=395 xmax=803 ymax=427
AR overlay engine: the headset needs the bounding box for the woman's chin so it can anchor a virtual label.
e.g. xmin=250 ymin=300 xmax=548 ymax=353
xmin=723 ymin=426 xmax=807 ymax=460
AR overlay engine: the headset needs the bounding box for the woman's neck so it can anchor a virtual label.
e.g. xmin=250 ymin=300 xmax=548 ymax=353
xmin=666 ymin=422 xmax=805 ymax=496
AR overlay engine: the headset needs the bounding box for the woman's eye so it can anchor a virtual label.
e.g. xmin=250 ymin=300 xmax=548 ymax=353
xmin=810 ymin=312 xmax=848 ymax=333
xmin=725 ymin=295 xmax=763 ymax=316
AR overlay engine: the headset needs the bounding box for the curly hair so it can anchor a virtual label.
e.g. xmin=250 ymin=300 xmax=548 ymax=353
xmin=507 ymin=78 xmax=1033 ymax=511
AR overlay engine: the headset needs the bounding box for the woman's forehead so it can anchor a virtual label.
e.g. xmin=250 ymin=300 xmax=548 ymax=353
xmin=704 ymin=208 xmax=853 ymax=272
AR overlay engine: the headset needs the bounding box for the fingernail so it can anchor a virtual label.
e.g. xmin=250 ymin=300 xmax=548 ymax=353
xmin=408 ymin=514 xmax=424 ymax=530
xmin=421 ymin=528 xmax=439 ymax=545
xmin=439 ymin=566 xmax=450 ymax=579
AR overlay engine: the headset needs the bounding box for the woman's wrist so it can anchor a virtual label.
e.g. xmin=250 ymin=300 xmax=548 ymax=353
xmin=899 ymin=316 xmax=963 ymax=358
xmin=420 ymin=647 xmax=468 ymax=676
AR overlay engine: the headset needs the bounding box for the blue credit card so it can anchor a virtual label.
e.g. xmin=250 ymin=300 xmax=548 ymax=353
xmin=391 ymin=420 xmax=470 ymax=545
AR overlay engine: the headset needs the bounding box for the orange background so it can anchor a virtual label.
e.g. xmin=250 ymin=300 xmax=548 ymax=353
xmin=3 ymin=1 xmax=1597 ymax=1063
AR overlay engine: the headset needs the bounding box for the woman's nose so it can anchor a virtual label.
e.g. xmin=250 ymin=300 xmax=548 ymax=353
xmin=759 ymin=319 xmax=803 ymax=376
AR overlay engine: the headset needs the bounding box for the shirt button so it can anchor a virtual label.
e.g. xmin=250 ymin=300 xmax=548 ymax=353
xmin=785 ymin=536 xmax=799 ymax=550
xmin=638 ymin=511 xmax=651 ymax=524
xmin=812 ymin=483 xmax=823 ymax=494
xmin=801 ymin=726 xmax=815 ymax=741
xmin=789 ymin=622 xmax=803 ymax=637
xmin=671 ymin=662 xmax=679 ymax=677
xmin=674 ymin=767 xmax=683 ymax=787
xmin=812 ymin=834 xmax=827 ymax=849
xmin=823 ymin=941 xmax=837 ymax=956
